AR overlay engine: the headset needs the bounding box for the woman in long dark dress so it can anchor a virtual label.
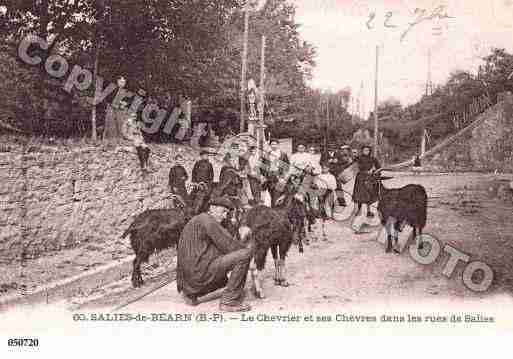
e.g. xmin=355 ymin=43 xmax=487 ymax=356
xmin=352 ymin=145 xmax=381 ymax=217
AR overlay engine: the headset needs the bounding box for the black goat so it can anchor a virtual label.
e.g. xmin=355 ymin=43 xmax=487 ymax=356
xmin=242 ymin=204 xmax=297 ymax=299
xmin=366 ymin=169 xmax=428 ymax=253
xmin=121 ymin=197 xmax=192 ymax=288
xmin=123 ymin=171 xmax=242 ymax=288
xmin=233 ymin=178 xmax=312 ymax=299
xmin=263 ymin=170 xmax=321 ymax=249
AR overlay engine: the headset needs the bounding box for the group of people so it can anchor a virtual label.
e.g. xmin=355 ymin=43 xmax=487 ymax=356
xmin=168 ymin=139 xmax=382 ymax=224
xmin=168 ymin=149 xmax=214 ymax=207
xmin=107 ymin=76 xmax=195 ymax=175
xmin=109 ymin=76 xmax=384 ymax=312
xmin=170 ymin=141 xmax=382 ymax=313
xmin=289 ymin=143 xmax=382 ymax=220
xmin=168 ymin=139 xmax=291 ymax=208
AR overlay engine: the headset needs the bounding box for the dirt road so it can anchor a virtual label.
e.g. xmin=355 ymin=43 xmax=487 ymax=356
xmin=68 ymin=172 xmax=513 ymax=314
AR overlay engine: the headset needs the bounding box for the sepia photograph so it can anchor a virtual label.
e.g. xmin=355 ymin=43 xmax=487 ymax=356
xmin=1 ymin=0 xmax=513 ymax=354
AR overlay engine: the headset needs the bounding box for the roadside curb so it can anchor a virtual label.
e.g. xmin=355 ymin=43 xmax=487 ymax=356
xmin=0 ymin=255 xmax=135 ymax=313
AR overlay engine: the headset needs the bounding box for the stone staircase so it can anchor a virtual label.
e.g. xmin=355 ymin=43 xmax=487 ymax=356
xmin=388 ymin=92 xmax=513 ymax=173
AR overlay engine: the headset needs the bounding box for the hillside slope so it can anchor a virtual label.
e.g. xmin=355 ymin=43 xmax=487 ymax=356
xmin=388 ymin=92 xmax=513 ymax=173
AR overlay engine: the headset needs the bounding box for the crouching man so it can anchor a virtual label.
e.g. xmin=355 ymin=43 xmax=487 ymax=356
xmin=177 ymin=197 xmax=254 ymax=312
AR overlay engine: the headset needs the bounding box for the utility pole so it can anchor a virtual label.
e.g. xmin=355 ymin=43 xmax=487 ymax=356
xmin=258 ymin=35 xmax=266 ymax=152
xmin=425 ymin=48 xmax=433 ymax=96
xmin=373 ymin=45 xmax=379 ymax=158
xmin=421 ymin=128 xmax=427 ymax=155
xmin=421 ymin=48 xmax=433 ymax=155
xmin=318 ymin=95 xmax=322 ymax=127
xmin=240 ymin=8 xmax=250 ymax=133
xmin=91 ymin=35 xmax=100 ymax=141
xmin=358 ymin=80 xmax=364 ymax=119
xmin=90 ymin=1 xmax=107 ymax=142
xmin=324 ymin=97 xmax=329 ymax=153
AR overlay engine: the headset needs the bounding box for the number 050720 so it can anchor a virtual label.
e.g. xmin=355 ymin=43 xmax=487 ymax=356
xmin=7 ymin=338 xmax=39 ymax=347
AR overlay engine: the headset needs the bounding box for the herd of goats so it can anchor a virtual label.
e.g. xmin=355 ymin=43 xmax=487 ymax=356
xmin=120 ymin=159 xmax=428 ymax=300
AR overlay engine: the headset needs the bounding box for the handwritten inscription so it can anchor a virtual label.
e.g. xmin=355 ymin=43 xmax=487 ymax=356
xmin=366 ymin=11 xmax=376 ymax=29
xmin=384 ymin=11 xmax=397 ymax=28
xmin=400 ymin=5 xmax=455 ymax=42
xmin=366 ymin=4 xmax=455 ymax=42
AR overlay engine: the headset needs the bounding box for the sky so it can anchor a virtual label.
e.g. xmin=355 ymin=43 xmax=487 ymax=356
xmin=292 ymin=0 xmax=513 ymax=115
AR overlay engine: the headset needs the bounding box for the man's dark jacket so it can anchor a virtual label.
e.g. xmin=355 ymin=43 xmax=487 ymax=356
xmin=177 ymin=213 xmax=245 ymax=297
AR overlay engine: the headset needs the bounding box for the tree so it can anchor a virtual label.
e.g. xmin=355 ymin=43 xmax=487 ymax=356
xmin=0 ymin=1 xmax=245 ymax=136
xmin=376 ymin=97 xmax=402 ymax=121
xmin=1 ymin=0 xmax=317 ymax=139
xmin=0 ymin=0 xmax=97 ymax=47
xmin=0 ymin=1 xmax=99 ymax=135
xmin=224 ymin=0 xmax=316 ymax=106
xmin=480 ymin=48 xmax=513 ymax=102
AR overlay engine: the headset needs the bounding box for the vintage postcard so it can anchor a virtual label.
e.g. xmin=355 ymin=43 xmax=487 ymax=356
xmin=2 ymin=0 xmax=513 ymax=355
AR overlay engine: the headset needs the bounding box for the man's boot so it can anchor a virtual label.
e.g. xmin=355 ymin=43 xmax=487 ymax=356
xmin=182 ymin=293 xmax=198 ymax=306
xmin=385 ymin=235 xmax=392 ymax=253
xmin=219 ymin=302 xmax=251 ymax=312
xmin=393 ymin=237 xmax=400 ymax=254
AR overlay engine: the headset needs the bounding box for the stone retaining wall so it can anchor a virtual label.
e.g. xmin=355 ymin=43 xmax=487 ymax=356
xmin=0 ymin=141 xmax=214 ymax=264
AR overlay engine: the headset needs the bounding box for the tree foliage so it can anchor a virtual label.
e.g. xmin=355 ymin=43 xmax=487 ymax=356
xmin=0 ymin=0 xmax=318 ymax=138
